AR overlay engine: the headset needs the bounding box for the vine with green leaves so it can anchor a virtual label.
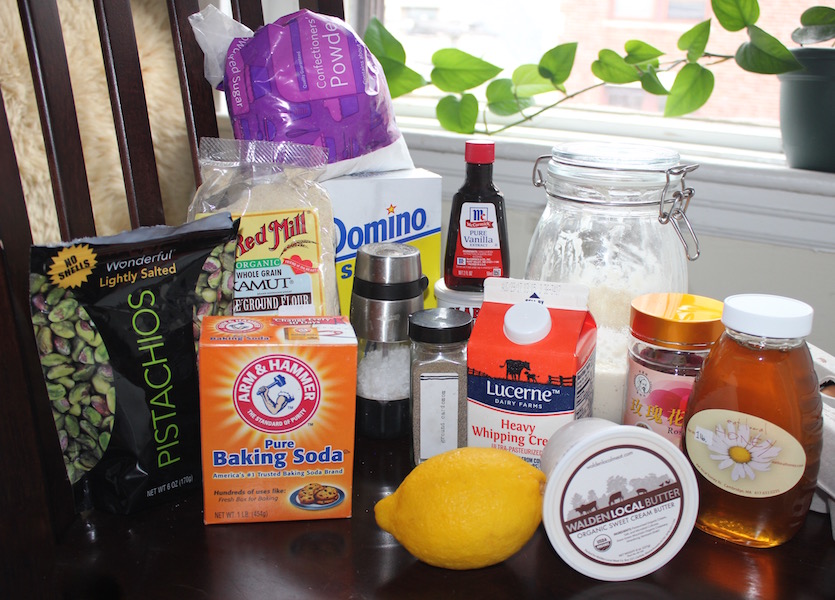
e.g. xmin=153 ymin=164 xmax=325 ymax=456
xmin=363 ymin=1 xmax=835 ymax=135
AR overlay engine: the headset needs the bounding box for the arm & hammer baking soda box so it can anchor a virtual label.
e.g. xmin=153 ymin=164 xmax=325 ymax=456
xmin=322 ymin=168 xmax=442 ymax=315
xmin=467 ymin=278 xmax=597 ymax=467
xmin=199 ymin=315 xmax=357 ymax=523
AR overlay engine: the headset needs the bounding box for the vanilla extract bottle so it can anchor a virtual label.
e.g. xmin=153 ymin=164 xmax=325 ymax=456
xmin=443 ymin=140 xmax=510 ymax=292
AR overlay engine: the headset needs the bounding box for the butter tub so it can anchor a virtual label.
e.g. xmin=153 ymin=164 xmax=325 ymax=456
xmin=539 ymin=418 xmax=698 ymax=581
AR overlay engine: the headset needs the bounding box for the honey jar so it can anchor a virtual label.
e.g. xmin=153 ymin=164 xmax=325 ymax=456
xmin=682 ymin=294 xmax=822 ymax=547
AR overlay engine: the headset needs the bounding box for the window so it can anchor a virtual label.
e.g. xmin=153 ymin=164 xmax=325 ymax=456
xmin=667 ymin=1 xmax=707 ymax=20
xmin=613 ymin=0 xmax=655 ymax=20
xmin=338 ymin=0 xmax=835 ymax=349
xmin=350 ymin=0 xmax=804 ymax=129
xmin=604 ymin=85 xmax=665 ymax=112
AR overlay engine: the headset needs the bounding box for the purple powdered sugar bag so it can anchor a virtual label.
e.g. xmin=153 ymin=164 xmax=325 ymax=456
xmin=190 ymin=7 xmax=413 ymax=180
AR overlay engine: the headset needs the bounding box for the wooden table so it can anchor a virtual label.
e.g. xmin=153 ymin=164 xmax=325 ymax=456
xmin=53 ymin=434 xmax=835 ymax=599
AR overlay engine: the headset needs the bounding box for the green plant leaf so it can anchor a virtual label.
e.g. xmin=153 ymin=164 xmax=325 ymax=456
xmin=591 ymin=49 xmax=640 ymax=84
xmin=791 ymin=23 xmax=835 ymax=45
xmin=376 ymin=58 xmax=428 ymax=98
xmin=436 ymin=94 xmax=479 ymax=133
xmin=640 ymin=68 xmax=669 ymax=95
xmin=624 ymin=40 xmax=663 ymax=66
xmin=712 ymin=0 xmax=760 ymax=32
xmin=679 ymin=20 xmax=711 ymax=62
xmin=364 ymin=17 xmax=407 ymax=64
xmin=512 ymin=64 xmax=560 ymax=97
xmin=801 ymin=6 xmax=835 ymax=26
xmin=792 ymin=7 xmax=835 ymax=46
xmin=430 ymin=49 xmax=502 ymax=93
xmin=486 ymin=79 xmax=534 ymax=116
xmin=363 ymin=18 xmax=427 ymax=98
xmin=665 ymin=63 xmax=714 ymax=116
xmin=538 ymin=43 xmax=577 ymax=86
xmin=736 ymin=25 xmax=802 ymax=74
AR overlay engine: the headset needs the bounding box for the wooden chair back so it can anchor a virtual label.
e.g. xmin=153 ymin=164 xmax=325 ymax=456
xmin=0 ymin=1 xmax=343 ymax=595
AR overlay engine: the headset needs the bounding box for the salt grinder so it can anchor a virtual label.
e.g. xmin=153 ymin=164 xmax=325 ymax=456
xmin=350 ymin=243 xmax=428 ymax=439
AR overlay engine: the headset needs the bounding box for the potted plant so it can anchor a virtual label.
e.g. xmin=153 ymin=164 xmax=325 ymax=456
xmin=364 ymin=2 xmax=835 ymax=172
xmin=779 ymin=7 xmax=835 ymax=171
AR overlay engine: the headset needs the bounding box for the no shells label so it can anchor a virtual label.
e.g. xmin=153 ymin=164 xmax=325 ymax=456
xmin=48 ymin=244 xmax=97 ymax=288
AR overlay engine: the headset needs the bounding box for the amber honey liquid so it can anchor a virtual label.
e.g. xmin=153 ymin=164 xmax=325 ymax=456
xmin=683 ymin=332 xmax=822 ymax=547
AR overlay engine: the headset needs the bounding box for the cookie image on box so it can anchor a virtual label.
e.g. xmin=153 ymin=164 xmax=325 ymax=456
xmin=314 ymin=486 xmax=340 ymax=505
xmin=291 ymin=484 xmax=345 ymax=510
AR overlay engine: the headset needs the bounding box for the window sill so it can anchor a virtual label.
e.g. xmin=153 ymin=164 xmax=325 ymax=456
xmin=399 ymin=116 xmax=835 ymax=254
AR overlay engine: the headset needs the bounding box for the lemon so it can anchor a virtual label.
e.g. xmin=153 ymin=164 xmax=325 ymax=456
xmin=374 ymin=447 xmax=546 ymax=570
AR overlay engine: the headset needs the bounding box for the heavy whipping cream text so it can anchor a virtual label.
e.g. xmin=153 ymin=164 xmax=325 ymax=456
xmin=470 ymin=419 xmax=551 ymax=449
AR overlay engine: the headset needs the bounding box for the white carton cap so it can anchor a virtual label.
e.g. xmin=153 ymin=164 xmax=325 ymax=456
xmin=722 ymin=294 xmax=813 ymax=339
xmin=503 ymin=301 xmax=551 ymax=345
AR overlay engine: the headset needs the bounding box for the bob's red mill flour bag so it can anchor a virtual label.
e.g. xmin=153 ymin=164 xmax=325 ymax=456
xmin=29 ymin=213 xmax=238 ymax=513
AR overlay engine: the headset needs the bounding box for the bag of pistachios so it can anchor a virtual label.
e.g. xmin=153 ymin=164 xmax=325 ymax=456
xmin=29 ymin=213 xmax=238 ymax=514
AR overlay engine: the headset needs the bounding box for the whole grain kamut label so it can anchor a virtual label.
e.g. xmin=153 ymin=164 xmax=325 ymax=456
xmin=229 ymin=205 xmax=332 ymax=315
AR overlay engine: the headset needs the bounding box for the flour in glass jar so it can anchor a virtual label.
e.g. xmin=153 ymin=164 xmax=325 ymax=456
xmin=574 ymin=283 xmax=672 ymax=424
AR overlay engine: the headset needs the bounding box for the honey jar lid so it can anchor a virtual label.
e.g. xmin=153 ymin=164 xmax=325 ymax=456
xmin=722 ymin=294 xmax=813 ymax=338
xmin=630 ymin=293 xmax=724 ymax=350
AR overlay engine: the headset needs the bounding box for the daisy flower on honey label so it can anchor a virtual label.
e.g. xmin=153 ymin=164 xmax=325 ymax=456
xmin=708 ymin=421 xmax=781 ymax=482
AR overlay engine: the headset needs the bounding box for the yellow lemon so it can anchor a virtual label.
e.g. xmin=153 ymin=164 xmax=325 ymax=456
xmin=374 ymin=447 xmax=546 ymax=570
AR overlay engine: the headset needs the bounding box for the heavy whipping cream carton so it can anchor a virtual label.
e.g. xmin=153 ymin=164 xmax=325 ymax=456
xmin=322 ymin=168 xmax=442 ymax=315
xmin=467 ymin=278 xmax=596 ymax=467
xmin=199 ymin=315 xmax=357 ymax=524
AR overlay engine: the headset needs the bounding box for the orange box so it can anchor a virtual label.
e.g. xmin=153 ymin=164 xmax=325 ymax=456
xmin=199 ymin=315 xmax=357 ymax=524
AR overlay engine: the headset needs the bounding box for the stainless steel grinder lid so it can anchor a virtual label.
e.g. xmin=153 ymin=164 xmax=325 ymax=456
xmin=349 ymin=242 xmax=428 ymax=342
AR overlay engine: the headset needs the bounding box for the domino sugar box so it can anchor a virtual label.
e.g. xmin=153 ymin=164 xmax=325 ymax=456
xmin=322 ymin=168 xmax=442 ymax=315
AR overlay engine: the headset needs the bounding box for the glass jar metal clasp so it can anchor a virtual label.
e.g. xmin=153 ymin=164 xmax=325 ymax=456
xmin=532 ymin=154 xmax=550 ymax=188
xmin=532 ymin=155 xmax=701 ymax=261
xmin=661 ymin=164 xmax=700 ymax=261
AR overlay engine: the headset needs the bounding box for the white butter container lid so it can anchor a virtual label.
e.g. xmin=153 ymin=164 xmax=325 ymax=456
xmin=434 ymin=279 xmax=483 ymax=310
xmin=540 ymin=418 xmax=698 ymax=581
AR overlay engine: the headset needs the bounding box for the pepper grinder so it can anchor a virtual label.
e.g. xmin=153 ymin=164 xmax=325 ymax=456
xmin=350 ymin=243 xmax=428 ymax=439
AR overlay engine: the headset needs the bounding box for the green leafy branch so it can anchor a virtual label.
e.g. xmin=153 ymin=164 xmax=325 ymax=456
xmin=363 ymin=1 xmax=835 ymax=135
